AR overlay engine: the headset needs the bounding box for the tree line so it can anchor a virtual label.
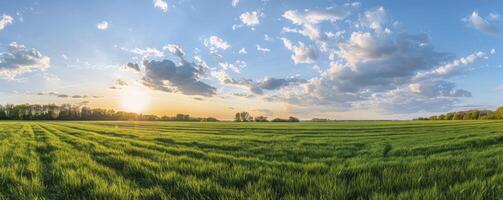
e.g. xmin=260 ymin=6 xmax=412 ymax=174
xmin=415 ymin=107 xmax=503 ymax=120
xmin=233 ymin=112 xmax=300 ymax=122
xmin=0 ymin=104 xmax=218 ymax=122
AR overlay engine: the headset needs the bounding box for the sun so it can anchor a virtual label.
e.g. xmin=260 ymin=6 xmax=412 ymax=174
xmin=121 ymin=87 xmax=150 ymax=113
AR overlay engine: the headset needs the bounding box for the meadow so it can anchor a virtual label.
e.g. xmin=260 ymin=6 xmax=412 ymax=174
xmin=1 ymin=121 xmax=503 ymax=199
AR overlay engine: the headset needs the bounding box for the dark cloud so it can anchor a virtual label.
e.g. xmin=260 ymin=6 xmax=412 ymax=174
xmin=126 ymin=58 xmax=216 ymax=97
xmin=125 ymin=63 xmax=140 ymax=72
xmin=225 ymin=76 xmax=306 ymax=95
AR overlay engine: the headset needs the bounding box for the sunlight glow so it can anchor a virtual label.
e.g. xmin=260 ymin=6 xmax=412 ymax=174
xmin=121 ymin=87 xmax=150 ymax=113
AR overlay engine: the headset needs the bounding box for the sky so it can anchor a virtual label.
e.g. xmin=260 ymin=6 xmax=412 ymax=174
xmin=0 ymin=0 xmax=502 ymax=120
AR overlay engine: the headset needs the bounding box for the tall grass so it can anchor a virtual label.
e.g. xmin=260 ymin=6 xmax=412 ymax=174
xmin=0 ymin=120 xmax=502 ymax=199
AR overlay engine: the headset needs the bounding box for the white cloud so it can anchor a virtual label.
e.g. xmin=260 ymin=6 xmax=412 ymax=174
xmin=238 ymin=48 xmax=247 ymax=54
xmin=219 ymin=60 xmax=246 ymax=73
xmin=489 ymin=12 xmax=501 ymax=21
xmin=153 ymin=0 xmax=168 ymax=12
xmin=256 ymin=45 xmax=270 ymax=53
xmin=97 ymin=21 xmax=108 ymax=30
xmin=282 ymin=8 xmax=349 ymax=42
xmin=414 ymin=51 xmax=488 ymax=81
xmin=127 ymin=47 xmax=164 ymax=59
xmin=0 ymin=42 xmax=50 ymax=79
xmin=232 ymin=0 xmax=240 ymax=7
xmin=0 ymin=15 xmax=13 ymax=30
xmin=240 ymin=11 xmax=260 ymax=27
xmin=264 ymin=34 xmax=272 ymax=41
xmin=281 ymin=37 xmax=318 ymax=64
xmin=360 ymin=7 xmax=386 ymax=31
xmin=163 ymin=44 xmax=185 ymax=58
xmin=204 ymin=36 xmax=230 ymax=52
xmin=464 ymin=11 xmax=503 ymax=36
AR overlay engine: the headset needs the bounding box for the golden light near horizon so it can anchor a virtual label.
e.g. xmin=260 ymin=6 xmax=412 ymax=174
xmin=121 ymin=87 xmax=150 ymax=113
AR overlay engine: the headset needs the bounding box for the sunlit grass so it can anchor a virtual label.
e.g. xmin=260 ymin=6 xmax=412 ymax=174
xmin=0 ymin=120 xmax=502 ymax=199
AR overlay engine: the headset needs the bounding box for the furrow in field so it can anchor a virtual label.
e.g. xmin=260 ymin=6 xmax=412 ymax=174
xmin=46 ymin=122 xmax=296 ymax=166
xmin=0 ymin=124 xmax=44 ymax=199
xmin=39 ymin=123 xmax=247 ymax=199
xmin=32 ymin=124 xmax=161 ymax=199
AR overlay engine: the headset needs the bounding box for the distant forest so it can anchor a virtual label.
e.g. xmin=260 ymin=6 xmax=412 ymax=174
xmin=0 ymin=104 xmax=303 ymax=122
xmin=0 ymin=104 xmax=218 ymax=121
xmin=415 ymin=107 xmax=503 ymax=120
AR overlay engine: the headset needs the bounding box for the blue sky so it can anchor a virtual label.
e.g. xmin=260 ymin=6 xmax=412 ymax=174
xmin=0 ymin=0 xmax=502 ymax=119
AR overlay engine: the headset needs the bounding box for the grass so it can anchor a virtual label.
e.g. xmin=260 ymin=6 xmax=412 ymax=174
xmin=1 ymin=121 xmax=503 ymax=199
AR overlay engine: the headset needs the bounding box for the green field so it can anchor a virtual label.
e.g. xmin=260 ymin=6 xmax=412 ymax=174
xmin=1 ymin=121 xmax=503 ymax=199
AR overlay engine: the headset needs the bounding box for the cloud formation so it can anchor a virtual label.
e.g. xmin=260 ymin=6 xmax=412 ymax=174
xmin=256 ymin=44 xmax=270 ymax=53
xmin=126 ymin=45 xmax=216 ymax=97
xmin=97 ymin=21 xmax=108 ymax=30
xmin=37 ymin=92 xmax=103 ymax=99
xmin=231 ymin=0 xmax=239 ymax=7
xmin=224 ymin=76 xmax=306 ymax=95
xmin=0 ymin=15 xmax=13 ymax=30
xmin=282 ymin=7 xmax=349 ymax=50
xmin=270 ymin=7 xmax=488 ymax=114
xmin=464 ymin=11 xmax=503 ymax=36
xmin=0 ymin=42 xmax=50 ymax=79
xmin=204 ymin=36 xmax=230 ymax=52
xmin=240 ymin=11 xmax=260 ymax=27
xmin=281 ymin=37 xmax=318 ymax=64
xmin=153 ymin=0 xmax=168 ymax=12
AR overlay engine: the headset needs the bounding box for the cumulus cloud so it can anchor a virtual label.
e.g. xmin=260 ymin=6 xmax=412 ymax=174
xmin=136 ymin=59 xmax=216 ymax=96
xmin=281 ymin=37 xmax=318 ymax=64
xmin=464 ymin=11 xmax=503 ymax=36
xmin=282 ymin=7 xmax=349 ymax=47
xmin=154 ymin=0 xmax=168 ymax=12
xmin=240 ymin=11 xmax=260 ymax=27
xmin=97 ymin=21 xmax=108 ymax=30
xmin=0 ymin=42 xmax=50 ymax=79
xmin=204 ymin=36 xmax=230 ymax=52
xmin=126 ymin=45 xmax=216 ymax=97
xmin=0 ymin=15 xmax=13 ymax=30
xmin=273 ymin=27 xmax=480 ymax=114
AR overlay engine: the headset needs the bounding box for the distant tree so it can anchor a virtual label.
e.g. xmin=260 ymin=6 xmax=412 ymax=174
xmin=235 ymin=112 xmax=253 ymax=122
xmin=497 ymin=107 xmax=503 ymax=119
xmin=453 ymin=112 xmax=464 ymax=120
xmin=271 ymin=116 xmax=300 ymax=122
xmin=445 ymin=112 xmax=455 ymax=120
xmin=254 ymin=116 xmax=268 ymax=122
xmin=288 ymin=116 xmax=300 ymax=122
xmin=0 ymin=103 xmax=219 ymax=122
xmin=311 ymin=118 xmax=336 ymax=122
